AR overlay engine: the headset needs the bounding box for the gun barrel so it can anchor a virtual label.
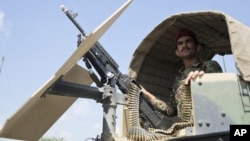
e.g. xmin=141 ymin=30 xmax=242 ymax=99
xmin=60 ymin=5 xmax=86 ymax=36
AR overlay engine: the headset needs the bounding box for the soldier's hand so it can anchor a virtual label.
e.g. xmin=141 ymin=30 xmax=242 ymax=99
xmin=185 ymin=70 xmax=204 ymax=85
xmin=140 ymin=85 xmax=155 ymax=102
xmin=140 ymin=85 xmax=147 ymax=94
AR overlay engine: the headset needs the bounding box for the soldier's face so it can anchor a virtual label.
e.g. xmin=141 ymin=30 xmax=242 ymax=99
xmin=175 ymin=36 xmax=198 ymax=59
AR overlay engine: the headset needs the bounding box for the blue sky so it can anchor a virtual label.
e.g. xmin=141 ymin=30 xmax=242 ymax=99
xmin=0 ymin=0 xmax=250 ymax=141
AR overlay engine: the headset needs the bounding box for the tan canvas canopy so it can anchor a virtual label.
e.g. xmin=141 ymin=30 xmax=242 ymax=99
xmin=128 ymin=10 xmax=250 ymax=99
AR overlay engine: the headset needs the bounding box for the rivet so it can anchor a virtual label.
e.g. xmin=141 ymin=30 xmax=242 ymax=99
xmin=198 ymin=82 xmax=202 ymax=86
xmin=221 ymin=112 xmax=226 ymax=117
xmin=198 ymin=121 xmax=203 ymax=127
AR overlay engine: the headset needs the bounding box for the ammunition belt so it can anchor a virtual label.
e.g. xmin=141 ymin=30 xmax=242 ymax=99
xmin=126 ymin=81 xmax=193 ymax=141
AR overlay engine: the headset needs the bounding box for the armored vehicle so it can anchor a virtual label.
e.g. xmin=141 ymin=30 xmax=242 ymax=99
xmin=0 ymin=0 xmax=249 ymax=141
xmin=121 ymin=10 xmax=250 ymax=141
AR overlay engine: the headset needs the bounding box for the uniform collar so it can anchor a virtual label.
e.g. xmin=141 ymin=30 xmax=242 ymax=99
xmin=178 ymin=58 xmax=203 ymax=73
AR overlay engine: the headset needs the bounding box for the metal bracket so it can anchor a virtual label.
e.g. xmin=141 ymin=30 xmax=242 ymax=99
xmin=238 ymin=76 xmax=250 ymax=112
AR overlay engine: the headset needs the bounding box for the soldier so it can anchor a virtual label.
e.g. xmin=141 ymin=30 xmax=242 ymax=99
xmin=140 ymin=28 xmax=223 ymax=117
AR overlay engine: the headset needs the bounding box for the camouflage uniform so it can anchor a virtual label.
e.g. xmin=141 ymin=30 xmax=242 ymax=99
xmin=150 ymin=59 xmax=223 ymax=117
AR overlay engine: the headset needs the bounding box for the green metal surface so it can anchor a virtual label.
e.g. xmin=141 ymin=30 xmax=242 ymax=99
xmin=190 ymin=73 xmax=249 ymax=136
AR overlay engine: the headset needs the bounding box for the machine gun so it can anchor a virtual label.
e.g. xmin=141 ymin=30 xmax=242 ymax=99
xmin=49 ymin=5 xmax=171 ymax=140
xmin=61 ymin=6 xmax=132 ymax=94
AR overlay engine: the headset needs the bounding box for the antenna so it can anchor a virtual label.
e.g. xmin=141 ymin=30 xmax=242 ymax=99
xmin=222 ymin=55 xmax=227 ymax=72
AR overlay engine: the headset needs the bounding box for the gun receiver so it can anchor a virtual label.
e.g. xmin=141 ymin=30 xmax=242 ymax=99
xmin=61 ymin=5 xmax=131 ymax=93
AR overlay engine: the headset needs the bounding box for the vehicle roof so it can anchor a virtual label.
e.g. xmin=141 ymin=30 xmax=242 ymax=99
xmin=128 ymin=10 xmax=250 ymax=98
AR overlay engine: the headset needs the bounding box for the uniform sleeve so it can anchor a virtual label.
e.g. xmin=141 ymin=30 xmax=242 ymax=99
xmin=203 ymin=60 xmax=223 ymax=73
xmin=151 ymin=97 xmax=176 ymax=117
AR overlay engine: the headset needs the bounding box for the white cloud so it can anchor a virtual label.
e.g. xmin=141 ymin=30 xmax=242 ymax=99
xmin=72 ymin=100 xmax=93 ymax=117
xmin=0 ymin=9 xmax=11 ymax=37
xmin=57 ymin=100 xmax=93 ymax=123
xmin=58 ymin=112 xmax=70 ymax=122
xmin=0 ymin=10 xmax=4 ymax=31
xmin=57 ymin=99 xmax=101 ymax=125
xmin=92 ymin=122 xmax=102 ymax=132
